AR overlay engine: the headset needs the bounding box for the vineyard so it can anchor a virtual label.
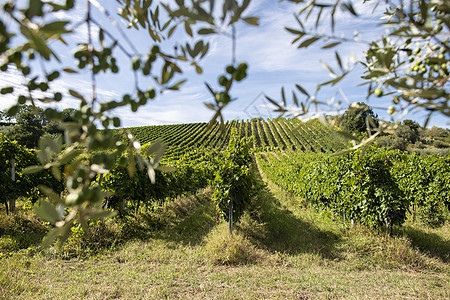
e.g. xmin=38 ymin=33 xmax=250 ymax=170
xmin=2 ymin=117 xmax=449 ymax=227
xmin=1 ymin=118 xmax=450 ymax=299
xmin=256 ymin=146 xmax=450 ymax=229
xmin=1 ymin=0 xmax=449 ymax=297
xmin=122 ymin=118 xmax=349 ymax=158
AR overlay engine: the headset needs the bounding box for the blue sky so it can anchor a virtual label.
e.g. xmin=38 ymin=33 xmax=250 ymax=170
xmin=1 ymin=0 xmax=448 ymax=128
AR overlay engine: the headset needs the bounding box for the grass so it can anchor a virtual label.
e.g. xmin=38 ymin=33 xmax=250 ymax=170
xmin=1 ymin=164 xmax=449 ymax=299
xmin=0 ymin=207 xmax=48 ymax=253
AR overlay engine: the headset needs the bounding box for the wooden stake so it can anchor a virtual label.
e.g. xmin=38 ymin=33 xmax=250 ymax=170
xmin=229 ymin=200 xmax=233 ymax=236
xmin=9 ymin=158 xmax=15 ymax=212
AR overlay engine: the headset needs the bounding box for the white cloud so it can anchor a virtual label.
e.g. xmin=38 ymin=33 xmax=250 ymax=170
xmin=0 ymin=65 xmax=120 ymax=112
xmin=53 ymin=1 xmax=100 ymax=40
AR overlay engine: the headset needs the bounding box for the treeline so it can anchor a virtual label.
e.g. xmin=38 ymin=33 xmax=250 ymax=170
xmin=0 ymin=106 xmax=76 ymax=149
xmin=336 ymin=102 xmax=450 ymax=155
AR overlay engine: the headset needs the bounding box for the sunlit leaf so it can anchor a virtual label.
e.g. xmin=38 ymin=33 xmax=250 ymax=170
xmin=69 ymin=89 xmax=86 ymax=102
xmin=51 ymin=164 xmax=61 ymax=181
xmin=34 ymin=200 xmax=60 ymax=224
xmin=89 ymin=210 xmax=117 ymax=220
xmin=147 ymin=166 xmax=156 ymax=183
xmin=38 ymin=185 xmax=64 ymax=204
xmin=322 ymin=41 xmax=340 ymax=49
xmin=298 ymin=36 xmax=320 ymax=48
xmin=204 ymin=103 xmax=216 ymax=110
xmin=242 ymin=17 xmax=259 ymax=26
xmin=23 ymin=165 xmax=44 ymax=174
xmin=157 ymin=166 xmax=176 ymax=172
xmin=320 ymin=61 xmax=336 ymax=76
xmin=42 ymin=227 xmax=61 ymax=249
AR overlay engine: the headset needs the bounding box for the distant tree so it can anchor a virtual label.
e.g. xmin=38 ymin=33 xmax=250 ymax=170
xmin=427 ymin=126 xmax=448 ymax=138
xmin=340 ymin=102 xmax=379 ymax=135
xmin=0 ymin=109 xmax=13 ymax=124
xmin=5 ymin=106 xmax=45 ymax=148
xmin=2 ymin=106 xmax=78 ymax=147
xmin=395 ymin=126 xmax=419 ymax=144
xmin=403 ymin=119 xmax=420 ymax=131
xmin=395 ymin=120 xmax=420 ymax=144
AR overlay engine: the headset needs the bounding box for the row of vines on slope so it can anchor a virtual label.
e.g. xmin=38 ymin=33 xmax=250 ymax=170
xmin=124 ymin=118 xmax=348 ymax=158
xmin=256 ymin=146 xmax=450 ymax=229
xmin=2 ymin=130 xmax=258 ymax=226
xmin=0 ymin=132 xmax=219 ymax=216
xmin=0 ymin=134 xmax=65 ymax=212
xmin=101 ymin=144 xmax=218 ymax=214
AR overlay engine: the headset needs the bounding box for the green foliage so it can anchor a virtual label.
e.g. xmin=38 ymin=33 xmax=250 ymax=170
xmin=340 ymin=102 xmax=379 ymax=135
xmin=211 ymin=128 xmax=259 ymax=224
xmin=3 ymin=106 xmax=45 ymax=149
xmin=426 ymin=126 xmax=449 ymax=138
xmin=302 ymin=147 xmax=406 ymax=229
xmin=395 ymin=120 xmax=420 ymax=144
xmin=257 ymin=146 xmax=450 ymax=230
xmin=0 ymin=0 xmax=259 ymax=244
xmin=392 ymin=153 xmax=450 ymax=227
xmin=0 ymin=134 xmax=63 ymax=210
xmin=1 ymin=105 xmax=79 ymax=149
xmin=2 ymin=0 xmax=447 ymax=247
xmin=102 ymin=146 xmax=216 ymax=213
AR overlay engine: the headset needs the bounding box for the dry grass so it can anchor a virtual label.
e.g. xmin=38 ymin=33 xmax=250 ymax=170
xmin=202 ymin=222 xmax=265 ymax=265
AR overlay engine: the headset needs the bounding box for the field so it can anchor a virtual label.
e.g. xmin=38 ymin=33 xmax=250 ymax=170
xmin=1 ymin=118 xmax=449 ymax=299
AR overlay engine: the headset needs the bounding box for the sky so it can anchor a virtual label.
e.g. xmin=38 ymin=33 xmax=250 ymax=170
xmin=0 ymin=0 xmax=448 ymax=128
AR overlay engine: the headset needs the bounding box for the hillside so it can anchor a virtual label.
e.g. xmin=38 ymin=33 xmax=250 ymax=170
xmin=123 ymin=118 xmax=348 ymax=157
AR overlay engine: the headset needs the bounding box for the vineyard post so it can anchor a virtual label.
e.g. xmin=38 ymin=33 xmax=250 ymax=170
xmin=98 ymin=173 xmax=104 ymax=185
xmin=9 ymin=158 xmax=15 ymax=213
xmin=229 ymin=200 xmax=233 ymax=236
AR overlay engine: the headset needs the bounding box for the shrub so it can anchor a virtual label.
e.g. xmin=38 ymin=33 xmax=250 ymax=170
xmin=390 ymin=137 xmax=409 ymax=151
